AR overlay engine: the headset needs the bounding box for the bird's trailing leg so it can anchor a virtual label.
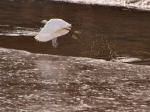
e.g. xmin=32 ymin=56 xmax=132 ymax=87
xmin=52 ymin=38 xmax=58 ymax=48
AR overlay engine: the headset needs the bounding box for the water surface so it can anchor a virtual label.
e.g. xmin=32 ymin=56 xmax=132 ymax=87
xmin=0 ymin=0 xmax=150 ymax=64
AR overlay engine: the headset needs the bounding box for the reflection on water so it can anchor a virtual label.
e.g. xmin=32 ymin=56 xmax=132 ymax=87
xmin=0 ymin=26 xmax=38 ymax=36
xmin=0 ymin=0 xmax=150 ymax=64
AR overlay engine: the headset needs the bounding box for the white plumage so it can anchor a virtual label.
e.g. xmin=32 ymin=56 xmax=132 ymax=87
xmin=34 ymin=19 xmax=72 ymax=48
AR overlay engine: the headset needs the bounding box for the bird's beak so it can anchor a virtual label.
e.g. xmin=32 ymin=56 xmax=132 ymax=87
xmin=64 ymin=25 xmax=72 ymax=31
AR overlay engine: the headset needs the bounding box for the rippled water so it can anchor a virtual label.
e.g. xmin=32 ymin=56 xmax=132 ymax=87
xmin=0 ymin=48 xmax=150 ymax=112
xmin=0 ymin=0 xmax=150 ymax=64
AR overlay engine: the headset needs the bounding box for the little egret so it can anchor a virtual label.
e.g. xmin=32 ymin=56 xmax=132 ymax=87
xmin=34 ymin=19 xmax=72 ymax=48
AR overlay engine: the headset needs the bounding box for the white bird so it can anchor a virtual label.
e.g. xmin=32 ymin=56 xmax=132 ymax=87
xmin=34 ymin=19 xmax=72 ymax=48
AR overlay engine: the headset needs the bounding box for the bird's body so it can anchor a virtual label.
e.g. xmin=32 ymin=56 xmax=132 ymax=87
xmin=34 ymin=19 xmax=72 ymax=47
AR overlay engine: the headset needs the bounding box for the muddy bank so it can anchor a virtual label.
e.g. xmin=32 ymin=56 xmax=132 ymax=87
xmin=0 ymin=48 xmax=150 ymax=112
xmin=53 ymin=0 xmax=150 ymax=11
xmin=4 ymin=0 xmax=150 ymax=11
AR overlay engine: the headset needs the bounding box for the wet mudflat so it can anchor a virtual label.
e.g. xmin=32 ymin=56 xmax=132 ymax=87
xmin=0 ymin=0 xmax=150 ymax=64
xmin=0 ymin=48 xmax=150 ymax=112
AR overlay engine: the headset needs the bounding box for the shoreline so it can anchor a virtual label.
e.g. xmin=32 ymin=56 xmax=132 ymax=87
xmin=52 ymin=0 xmax=150 ymax=12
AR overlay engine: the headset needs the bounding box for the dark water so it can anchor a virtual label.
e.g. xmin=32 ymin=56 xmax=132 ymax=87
xmin=0 ymin=0 xmax=150 ymax=64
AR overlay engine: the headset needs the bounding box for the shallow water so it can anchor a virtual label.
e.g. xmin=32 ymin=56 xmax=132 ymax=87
xmin=0 ymin=0 xmax=150 ymax=64
xmin=0 ymin=48 xmax=150 ymax=112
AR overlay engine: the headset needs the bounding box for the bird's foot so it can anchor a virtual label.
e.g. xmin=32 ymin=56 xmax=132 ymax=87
xmin=52 ymin=38 xmax=58 ymax=48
